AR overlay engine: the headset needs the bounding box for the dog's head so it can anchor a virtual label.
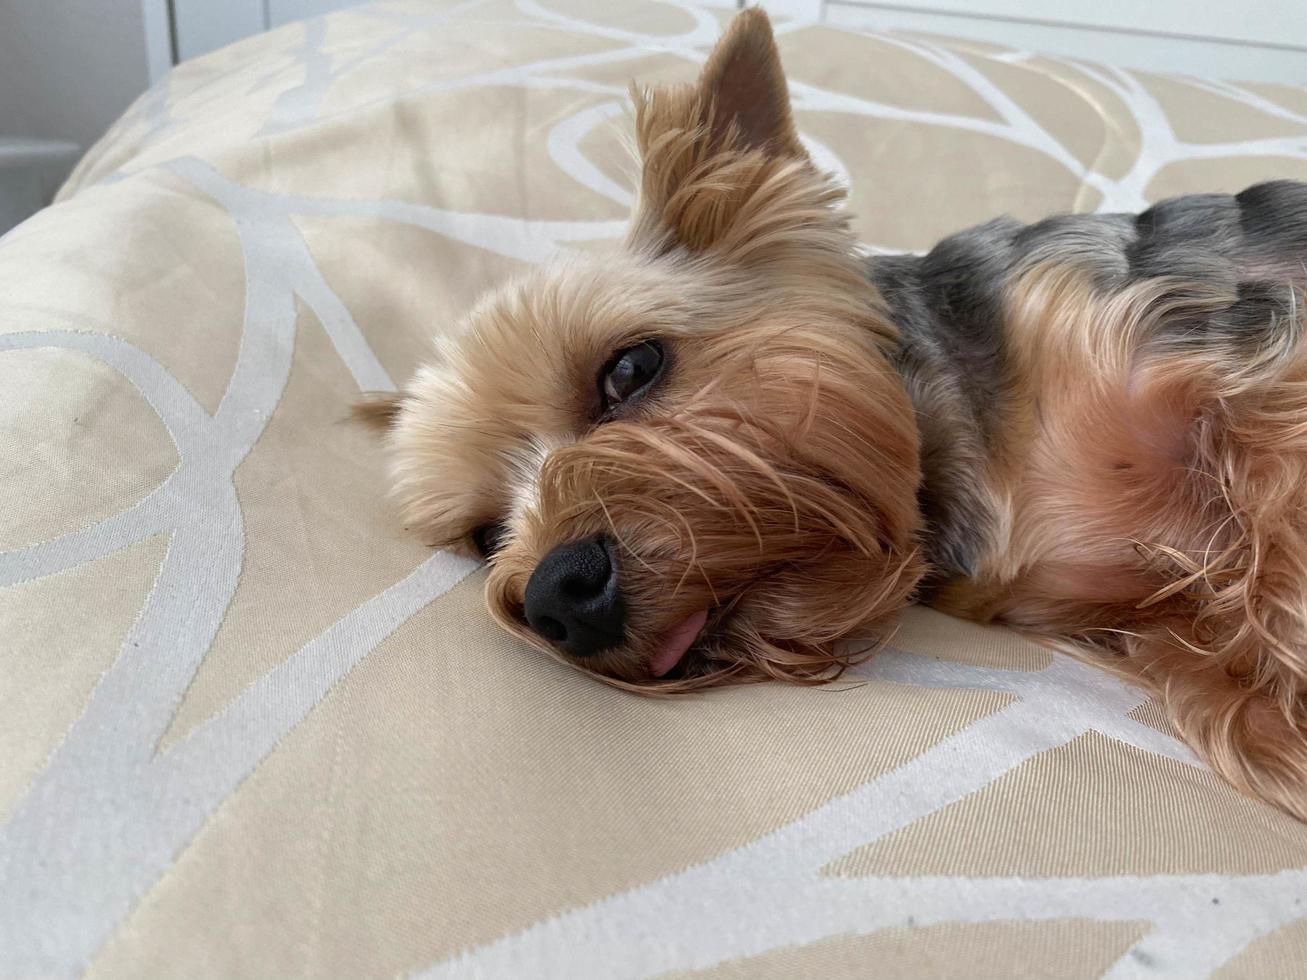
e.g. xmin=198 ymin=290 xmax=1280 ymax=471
xmin=362 ymin=10 xmax=923 ymax=690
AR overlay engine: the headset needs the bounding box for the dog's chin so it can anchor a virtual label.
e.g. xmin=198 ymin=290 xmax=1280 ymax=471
xmin=558 ymin=609 xmax=844 ymax=690
xmin=512 ymin=608 xmax=752 ymax=690
xmin=500 ymin=596 xmax=887 ymax=693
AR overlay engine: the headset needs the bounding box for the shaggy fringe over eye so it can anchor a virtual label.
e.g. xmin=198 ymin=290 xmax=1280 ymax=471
xmin=483 ymin=319 xmax=923 ymax=694
xmin=1001 ymin=265 xmax=1307 ymax=819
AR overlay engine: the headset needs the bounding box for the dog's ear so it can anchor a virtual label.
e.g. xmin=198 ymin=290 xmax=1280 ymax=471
xmin=630 ymin=9 xmax=820 ymax=253
xmin=351 ymin=391 xmax=405 ymax=430
xmin=696 ymin=7 xmax=804 ymax=159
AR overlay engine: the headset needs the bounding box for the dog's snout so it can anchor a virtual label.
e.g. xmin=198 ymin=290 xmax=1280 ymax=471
xmin=524 ymin=534 xmax=625 ymax=658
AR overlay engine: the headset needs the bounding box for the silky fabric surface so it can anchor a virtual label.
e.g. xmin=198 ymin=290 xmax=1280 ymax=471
xmin=4 ymin=1 xmax=1307 ymax=976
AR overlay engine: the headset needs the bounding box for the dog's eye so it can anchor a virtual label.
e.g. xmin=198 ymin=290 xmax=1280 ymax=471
xmin=471 ymin=522 xmax=507 ymax=559
xmin=601 ymin=340 xmax=664 ymax=412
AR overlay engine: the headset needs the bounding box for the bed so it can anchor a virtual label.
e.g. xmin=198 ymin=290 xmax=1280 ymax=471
xmin=4 ymin=1 xmax=1307 ymax=976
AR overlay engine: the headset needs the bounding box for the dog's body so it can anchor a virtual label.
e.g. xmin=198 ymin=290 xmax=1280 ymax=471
xmin=877 ymin=185 xmax=1307 ymax=596
xmin=875 ymin=190 xmax=1307 ymax=812
xmin=364 ymin=11 xmax=1307 ymax=817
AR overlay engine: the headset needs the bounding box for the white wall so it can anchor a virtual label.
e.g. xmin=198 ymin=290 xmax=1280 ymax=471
xmin=0 ymin=0 xmax=153 ymax=151
xmin=169 ymin=0 xmax=366 ymax=62
xmin=786 ymin=0 xmax=1307 ymax=85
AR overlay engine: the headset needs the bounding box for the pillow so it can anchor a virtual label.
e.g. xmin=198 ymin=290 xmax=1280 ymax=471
xmin=3 ymin=1 xmax=1307 ymax=974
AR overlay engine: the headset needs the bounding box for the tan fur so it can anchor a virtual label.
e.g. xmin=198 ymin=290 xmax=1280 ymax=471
xmin=944 ymin=263 xmax=1307 ymax=818
xmin=485 ymin=314 xmax=922 ymax=690
xmin=372 ymin=10 xmax=922 ymax=690
xmin=351 ymin=391 xmax=405 ymax=429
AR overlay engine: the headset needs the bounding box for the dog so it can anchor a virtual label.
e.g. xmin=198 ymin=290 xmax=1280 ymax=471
xmin=358 ymin=10 xmax=1307 ymax=819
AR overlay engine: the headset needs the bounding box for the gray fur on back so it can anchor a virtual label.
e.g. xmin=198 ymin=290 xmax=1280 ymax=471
xmin=866 ymin=179 xmax=1307 ymax=586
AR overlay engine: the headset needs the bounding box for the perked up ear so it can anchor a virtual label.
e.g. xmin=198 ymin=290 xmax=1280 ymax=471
xmin=696 ymin=7 xmax=805 ymax=159
xmin=630 ymin=8 xmax=826 ymax=253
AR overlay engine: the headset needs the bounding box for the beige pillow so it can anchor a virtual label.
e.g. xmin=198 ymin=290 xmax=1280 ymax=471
xmin=3 ymin=2 xmax=1306 ymax=975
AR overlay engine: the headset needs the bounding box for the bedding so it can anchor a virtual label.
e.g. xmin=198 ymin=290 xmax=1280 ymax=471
xmin=4 ymin=1 xmax=1307 ymax=976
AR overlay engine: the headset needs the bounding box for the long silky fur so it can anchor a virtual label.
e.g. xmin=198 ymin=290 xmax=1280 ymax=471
xmin=483 ymin=314 xmax=922 ymax=693
xmin=987 ymin=264 xmax=1307 ymax=819
xmin=372 ymin=10 xmax=923 ymax=694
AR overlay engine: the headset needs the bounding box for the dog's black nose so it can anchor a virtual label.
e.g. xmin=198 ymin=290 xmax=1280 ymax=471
xmin=523 ymin=534 xmax=625 ymax=658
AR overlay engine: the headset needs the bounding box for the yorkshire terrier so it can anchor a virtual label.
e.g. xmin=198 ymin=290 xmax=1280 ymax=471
xmin=358 ymin=10 xmax=1307 ymax=819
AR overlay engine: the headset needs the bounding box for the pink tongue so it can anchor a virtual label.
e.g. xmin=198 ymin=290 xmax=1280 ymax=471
xmin=649 ymin=609 xmax=709 ymax=678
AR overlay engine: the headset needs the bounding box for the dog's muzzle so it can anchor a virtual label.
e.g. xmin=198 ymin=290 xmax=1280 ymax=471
xmin=523 ymin=534 xmax=625 ymax=658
